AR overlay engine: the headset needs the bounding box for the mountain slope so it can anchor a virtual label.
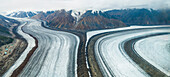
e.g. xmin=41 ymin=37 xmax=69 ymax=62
xmin=105 ymin=9 xmax=170 ymax=25
xmin=32 ymin=9 xmax=127 ymax=30
xmin=31 ymin=9 xmax=170 ymax=30
xmin=76 ymin=10 xmax=126 ymax=30
xmin=0 ymin=15 xmax=19 ymax=36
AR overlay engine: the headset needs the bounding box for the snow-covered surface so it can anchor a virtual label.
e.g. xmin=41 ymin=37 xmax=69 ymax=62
xmin=7 ymin=11 xmax=37 ymax=18
xmin=32 ymin=11 xmax=39 ymax=14
xmin=135 ymin=34 xmax=170 ymax=76
xmin=85 ymin=25 xmax=170 ymax=76
xmin=90 ymin=9 xmax=109 ymax=14
xmin=8 ymin=12 xmax=21 ymax=17
xmin=94 ymin=28 xmax=170 ymax=77
xmin=71 ymin=10 xmax=85 ymax=22
xmin=91 ymin=10 xmax=100 ymax=14
xmin=20 ymin=19 xmax=79 ymax=77
xmin=4 ymin=19 xmax=10 ymax=23
xmin=0 ymin=12 xmax=9 ymax=16
xmin=3 ymin=18 xmax=79 ymax=77
xmin=9 ymin=12 xmax=16 ymax=17
xmin=26 ymin=13 xmax=29 ymax=18
xmin=86 ymin=25 xmax=170 ymax=41
xmin=3 ymin=20 xmax=35 ymax=77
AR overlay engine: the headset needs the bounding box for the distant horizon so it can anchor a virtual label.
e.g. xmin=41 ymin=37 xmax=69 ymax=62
xmin=1 ymin=7 xmax=170 ymax=15
xmin=0 ymin=0 xmax=169 ymax=14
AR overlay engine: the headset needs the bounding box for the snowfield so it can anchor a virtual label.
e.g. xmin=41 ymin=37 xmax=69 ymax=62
xmin=135 ymin=34 xmax=170 ymax=76
xmin=86 ymin=25 xmax=170 ymax=76
xmin=86 ymin=25 xmax=170 ymax=41
xmin=3 ymin=18 xmax=80 ymax=77
xmin=88 ymin=26 xmax=170 ymax=77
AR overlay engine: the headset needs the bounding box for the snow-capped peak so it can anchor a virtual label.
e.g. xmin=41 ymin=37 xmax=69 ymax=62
xmin=71 ymin=10 xmax=85 ymax=22
xmin=91 ymin=10 xmax=101 ymax=14
xmin=7 ymin=11 xmax=39 ymax=18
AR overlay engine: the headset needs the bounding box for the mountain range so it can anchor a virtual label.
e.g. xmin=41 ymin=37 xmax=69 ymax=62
xmin=31 ymin=9 xmax=127 ymax=30
xmin=7 ymin=11 xmax=40 ymax=18
xmin=105 ymin=9 xmax=170 ymax=25
xmin=5 ymin=9 xmax=170 ymax=30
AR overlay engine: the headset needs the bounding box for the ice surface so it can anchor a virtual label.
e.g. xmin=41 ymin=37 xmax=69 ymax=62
xmin=3 ymin=18 xmax=80 ymax=77
xmin=86 ymin=25 xmax=170 ymax=77
xmin=135 ymin=34 xmax=170 ymax=76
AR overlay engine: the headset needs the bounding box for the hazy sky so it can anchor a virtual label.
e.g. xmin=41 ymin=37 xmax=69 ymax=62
xmin=0 ymin=0 xmax=169 ymax=12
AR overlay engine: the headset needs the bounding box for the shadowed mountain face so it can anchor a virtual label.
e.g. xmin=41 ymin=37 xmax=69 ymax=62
xmin=0 ymin=15 xmax=19 ymax=36
xmin=32 ymin=10 xmax=127 ymax=30
xmin=105 ymin=9 xmax=170 ymax=25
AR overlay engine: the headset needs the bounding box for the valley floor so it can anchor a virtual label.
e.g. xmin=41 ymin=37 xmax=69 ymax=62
xmin=1 ymin=16 xmax=170 ymax=77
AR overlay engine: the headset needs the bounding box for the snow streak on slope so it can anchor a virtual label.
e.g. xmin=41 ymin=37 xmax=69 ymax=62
xmin=71 ymin=10 xmax=85 ymax=27
xmin=71 ymin=10 xmax=84 ymax=22
xmin=94 ymin=28 xmax=170 ymax=77
xmin=3 ymin=18 xmax=79 ymax=77
xmin=135 ymin=34 xmax=170 ymax=76
xmin=26 ymin=13 xmax=29 ymax=18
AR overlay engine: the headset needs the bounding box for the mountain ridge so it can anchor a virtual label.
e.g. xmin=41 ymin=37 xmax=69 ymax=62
xmin=7 ymin=11 xmax=41 ymax=18
xmin=0 ymin=14 xmax=19 ymax=36
xmin=32 ymin=9 xmax=127 ymax=30
xmin=6 ymin=9 xmax=170 ymax=30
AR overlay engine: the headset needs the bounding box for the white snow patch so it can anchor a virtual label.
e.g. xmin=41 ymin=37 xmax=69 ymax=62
xmin=26 ymin=12 xmax=30 ymax=18
xmin=16 ymin=12 xmax=21 ymax=16
xmin=71 ymin=10 xmax=85 ymax=22
xmin=91 ymin=10 xmax=100 ymax=14
xmin=4 ymin=19 xmax=10 ymax=23
xmin=9 ymin=12 xmax=16 ymax=17
xmin=32 ymin=11 xmax=38 ymax=14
